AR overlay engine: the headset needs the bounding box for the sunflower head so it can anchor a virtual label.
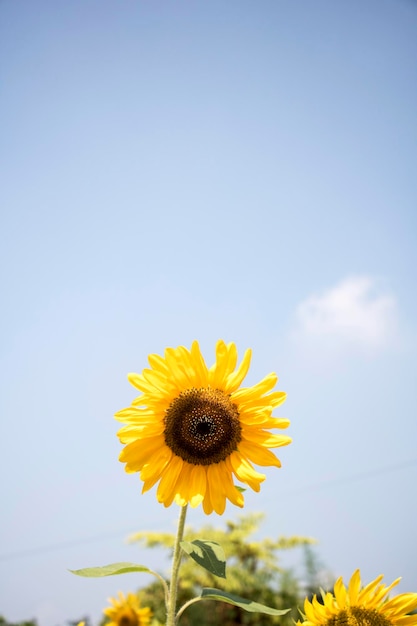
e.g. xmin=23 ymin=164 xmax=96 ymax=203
xmin=297 ymin=570 xmax=417 ymax=626
xmin=103 ymin=591 xmax=152 ymax=626
xmin=115 ymin=340 xmax=291 ymax=514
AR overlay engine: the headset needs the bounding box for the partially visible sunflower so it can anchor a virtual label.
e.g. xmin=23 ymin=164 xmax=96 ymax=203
xmin=115 ymin=340 xmax=291 ymax=514
xmin=103 ymin=591 xmax=152 ymax=626
xmin=297 ymin=570 xmax=417 ymax=626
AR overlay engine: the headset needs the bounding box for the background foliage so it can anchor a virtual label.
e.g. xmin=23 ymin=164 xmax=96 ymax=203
xmin=130 ymin=513 xmax=327 ymax=626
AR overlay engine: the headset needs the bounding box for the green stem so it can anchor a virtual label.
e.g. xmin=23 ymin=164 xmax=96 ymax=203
xmin=166 ymin=504 xmax=188 ymax=626
xmin=148 ymin=569 xmax=170 ymax=610
xmin=175 ymin=596 xmax=202 ymax=623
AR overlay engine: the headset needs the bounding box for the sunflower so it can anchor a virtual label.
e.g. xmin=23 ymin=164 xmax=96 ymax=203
xmin=297 ymin=570 xmax=417 ymax=626
xmin=103 ymin=591 xmax=152 ymax=626
xmin=115 ymin=340 xmax=291 ymax=514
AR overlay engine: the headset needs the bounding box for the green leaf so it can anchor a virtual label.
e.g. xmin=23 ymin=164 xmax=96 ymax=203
xmin=69 ymin=562 xmax=153 ymax=577
xmin=180 ymin=540 xmax=226 ymax=579
xmin=200 ymin=588 xmax=291 ymax=615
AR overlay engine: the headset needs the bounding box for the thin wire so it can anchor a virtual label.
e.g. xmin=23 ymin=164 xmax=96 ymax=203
xmin=0 ymin=528 xmax=137 ymax=562
xmin=281 ymin=457 xmax=417 ymax=497
xmin=0 ymin=457 xmax=416 ymax=562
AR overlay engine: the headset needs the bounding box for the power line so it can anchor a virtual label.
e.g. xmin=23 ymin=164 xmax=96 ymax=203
xmin=281 ymin=457 xmax=417 ymax=497
xmin=0 ymin=528 xmax=137 ymax=563
xmin=1 ymin=457 xmax=416 ymax=563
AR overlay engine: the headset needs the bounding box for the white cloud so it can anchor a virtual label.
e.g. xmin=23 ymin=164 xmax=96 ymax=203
xmin=293 ymin=276 xmax=398 ymax=353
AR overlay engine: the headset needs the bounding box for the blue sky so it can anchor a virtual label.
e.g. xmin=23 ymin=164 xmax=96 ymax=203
xmin=1 ymin=0 xmax=416 ymax=624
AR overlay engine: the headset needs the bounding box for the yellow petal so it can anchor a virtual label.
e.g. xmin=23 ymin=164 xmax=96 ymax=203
xmin=206 ymin=463 xmax=227 ymax=514
xmin=164 ymin=347 xmax=194 ymax=389
xmin=190 ymin=340 xmax=209 ymax=386
xmin=147 ymin=352 xmax=170 ymax=374
xmin=114 ymin=407 xmax=161 ymax=424
xmin=242 ymin=430 xmax=292 ymax=448
xmin=358 ymin=575 xmax=384 ymax=603
xmin=383 ymin=593 xmax=417 ymax=615
xmin=127 ymin=372 xmax=158 ymax=393
xmin=140 ymin=447 xmax=173 ymax=482
xmin=334 ymin=577 xmax=347 ymax=609
xmin=174 ymin=462 xmax=206 ymax=507
xmin=188 ymin=465 xmax=207 ymax=508
xmin=156 ymin=455 xmax=184 ymax=505
xmin=208 ymin=340 xmax=236 ymax=388
xmin=241 ymin=415 xmax=290 ymax=430
xmin=238 ymin=440 xmax=281 ymax=467
xmin=202 ymin=484 xmax=214 ymax=514
xmin=347 ymin=570 xmax=361 ymax=605
xmin=267 ymin=391 xmax=287 ymax=407
xmin=225 ymin=348 xmax=252 ymax=393
xmin=141 ymin=367 xmax=171 ymax=388
xmin=119 ymin=436 xmax=165 ymax=471
xmin=394 ymin=616 xmax=417 ymax=626
xmin=229 ymin=452 xmax=265 ymax=491
xmin=117 ymin=422 xmax=165 ymax=443
xmin=232 ymin=373 xmax=278 ymax=402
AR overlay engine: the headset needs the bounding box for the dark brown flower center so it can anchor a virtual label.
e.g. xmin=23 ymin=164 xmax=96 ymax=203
xmin=327 ymin=608 xmax=392 ymax=626
xmin=164 ymin=388 xmax=242 ymax=465
xmin=117 ymin=610 xmax=139 ymax=626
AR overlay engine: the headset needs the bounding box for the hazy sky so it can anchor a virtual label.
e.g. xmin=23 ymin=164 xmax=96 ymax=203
xmin=1 ymin=1 xmax=416 ymax=625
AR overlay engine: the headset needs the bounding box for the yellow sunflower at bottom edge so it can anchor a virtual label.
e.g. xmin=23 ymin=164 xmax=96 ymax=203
xmin=103 ymin=591 xmax=152 ymax=626
xmin=297 ymin=570 xmax=417 ymax=626
xmin=115 ymin=340 xmax=291 ymax=514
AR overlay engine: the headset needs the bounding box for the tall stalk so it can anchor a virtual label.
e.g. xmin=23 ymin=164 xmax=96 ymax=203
xmin=166 ymin=504 xmax=188 ymax=626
